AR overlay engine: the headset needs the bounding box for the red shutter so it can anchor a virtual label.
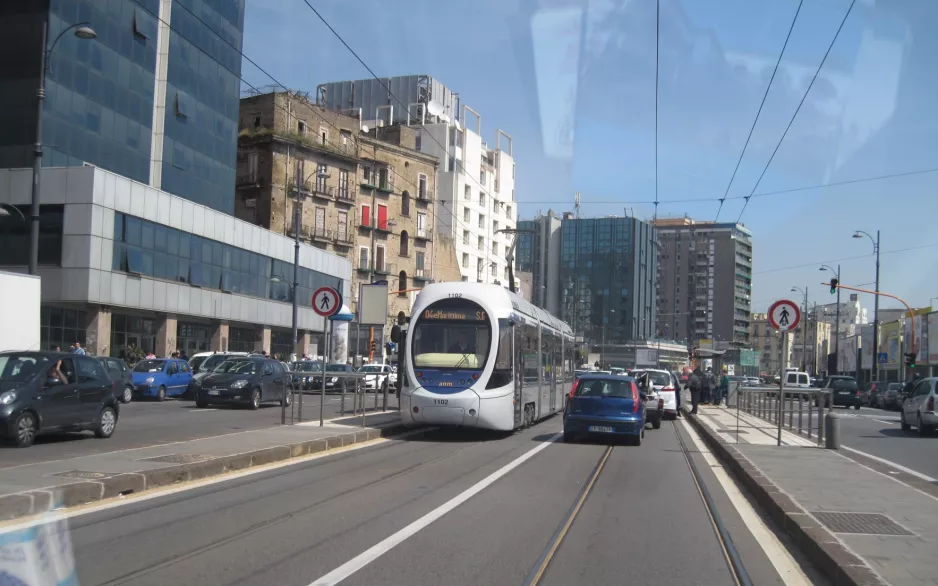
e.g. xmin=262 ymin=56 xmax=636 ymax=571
xmin=377 ymin=205 xmax=388 ymax=230
xmin=361 ymin=204 xmax=371 ymax=227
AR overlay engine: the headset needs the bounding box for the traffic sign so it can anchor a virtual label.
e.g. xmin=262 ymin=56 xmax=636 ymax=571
xmin=767 ymin=299 xmax=800 ymax=332
xmin=312 ymin=286 xmax=341 ymax=317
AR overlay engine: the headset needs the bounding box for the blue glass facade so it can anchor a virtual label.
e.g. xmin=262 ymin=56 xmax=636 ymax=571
xmin=0 ymin=0 xmax=244 ymax=215
xmin=160 ymin=0 xmax=244 ymax=214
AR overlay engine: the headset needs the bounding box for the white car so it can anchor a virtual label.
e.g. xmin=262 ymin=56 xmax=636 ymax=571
xmin=359 ymin=363 xmax=392 ymax=392
xmin=633 ymin=369 xmax=677 ymax=425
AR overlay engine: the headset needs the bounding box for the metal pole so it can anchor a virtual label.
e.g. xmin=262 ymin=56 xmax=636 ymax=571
xmin=802 ymin=288 xmax=808 ymax=372
xmin=778 ymin=332 xmax=788 ymax=446
xmin=292 ymin=165 xmax=301 ymax=360
xmin=320 ymin=319 xmax=332 ymax=426
xmin=833 ymin=265 xmax=841 ymax=374
xmin=29 ymin=20 xmax=48 ymax=275
xmin=872 ymin=231 xmax=880 ymax=382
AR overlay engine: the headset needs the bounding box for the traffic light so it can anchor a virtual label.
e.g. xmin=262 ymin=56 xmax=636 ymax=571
xmin=369 ymin=339 xmax=377 ymax=353
xmin=829 ymin=278 xmax=838 ymax=295
xmin=904 ymin=352 xmax=916 ymax=368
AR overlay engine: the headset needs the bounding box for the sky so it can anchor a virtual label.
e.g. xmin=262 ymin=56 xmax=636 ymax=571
xmin=241 ymin=0 xmax=938 ymax=315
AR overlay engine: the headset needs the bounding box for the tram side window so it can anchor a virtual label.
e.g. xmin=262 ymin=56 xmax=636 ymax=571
xmin=522 ymin=323 xmax=539 ymax=383
xmin=542 ymin=332 xmax=556 ymax=384
xmin=486 ymin=319 xmax=513 ymax=389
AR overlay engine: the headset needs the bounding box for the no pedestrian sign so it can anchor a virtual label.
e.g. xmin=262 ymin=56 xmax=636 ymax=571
xmin=312 ymin=286 xmax=341 ymax=317
xmin=768 ymin=299 xmax=800 ymax=332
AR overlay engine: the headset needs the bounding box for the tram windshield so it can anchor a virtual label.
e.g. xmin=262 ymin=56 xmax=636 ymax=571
xmin=411 ymin=301 xmax=491 ymax=369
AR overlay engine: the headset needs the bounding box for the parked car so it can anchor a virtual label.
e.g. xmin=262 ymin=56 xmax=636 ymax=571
xmin=291 ymin=360 xmax=324 ymax=390
xmin=631 ymin=368 xmax=671 ymax=424
xmin=823 ymin=377 xmax=861 ymax=409
xmin=359 ymin=363 xmax=392 ymax=393
xmin=131 ymin=358 xmax=193 ymax=400
xmin=899 ymin=377 xmax=936 ymax=436
xmin=308 ymin=363 xmax=357 ymax=392
xmin=882 ymin=382 xmax=905 ymax=410
xmin=187 ymin=352 xmax=250 ymax=397
xmin=194 ymin=356 xmax=291 ymax=409
xmin=96 ymin=356 xmax=133 ymax=404
xmin=1 ymin=351 xmax=120 ymax=448
xmin=864 ymin=381 xmax=882 ymax=407
xmin=563 ymin=374 xmax=647 ymax=445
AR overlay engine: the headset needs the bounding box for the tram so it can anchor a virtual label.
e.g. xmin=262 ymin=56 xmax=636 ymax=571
xmin=400 ymin=282 xmax=576 ymax=430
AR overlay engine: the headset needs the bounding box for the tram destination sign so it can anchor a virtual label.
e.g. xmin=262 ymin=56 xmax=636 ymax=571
xmin=422 ymin=308 xmax=487 ymax=321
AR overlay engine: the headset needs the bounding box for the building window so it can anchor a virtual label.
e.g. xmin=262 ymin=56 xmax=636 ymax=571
xmin=337 ymin=210 xmax=349 ymax=241
xmin=506 ymin=205 xmax=512 ymax=218
xmin=109 ymin=313 xmax=157 ymax=358
xmin=398 ymin=270 xmax=408 ymax=293
xmin=478 ymin=214 xmax=485 ymax=229
xmin=415 ymin=130 xmax=422 ymax=150
xmin=463 ymin=207 xmax=470 ymax=222
xmin=480 ymin=169 xmax=486 ymax=183
xmin=462 ymin=253 xmax=469 ymax=268
xmin=492 ymin=242 xmax=498 ymax=254
xmin=464 ymin=185 xmax=471 ymax=201
xmin=400 ymin=231 xmax=409 ymax=256
xmin=247 ymin=152 xmax=258 ymax=181
xmin=316 ymin=163 xmax=328 ymax=191
xmin=376 ymin=204 xmax=388 ymax=230
xmin=319 ymin=127 xmax=328 ymax=145
xmin=418 ymin=174 xmax=428 ymax=200
xmin=417 ymin=213 xmax=427 ymax=238
xmin=339 ymin=169 xmax=349 ymax=198
xmin=479 ymin=193 xmax=486 ymax=208
xmin=491 ymin=263 xmax=497 ymax=277
xmin=358 ymin=246 xmax=369 ymax=270
xmin=463 ymin=230 xmax=469 ymax=245
xmin=378 ymin=167 xmax=391 ymax=190
xmin=252 ymin=115 xmax=261 ymax=129
xmin=40 ymin=306 xmax=88 ymax=352
xmin=361 ymin=203 xmax=372 ymax=227
xmin=478 ymin=236 xmax=484 ymax=250
xmin=401 ymin=191 xmax=411 ymax=216
xmin=415 ymin=252 xmax=426 ymax=277
xmin=297 ymin=120 xmax=307 ymax=135
xmin=375 ymin=245 xmax=386 ymax=272
xmin=0 ymin=204 xmax=64 ymax=266
xmin=493 ymin=221 xmax=499 ymax=233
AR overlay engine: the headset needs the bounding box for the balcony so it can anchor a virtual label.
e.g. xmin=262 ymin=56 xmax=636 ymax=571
xmin=413 ymin=268 xmax=430 ymax=281
xmin=335 ymin=227 xmax=354 ymax=247
xmin=414 ymin=228 xmax=433 ymax=241
xmin=375 ymin=221 xmax=393 ymax=234
xmin=336 ymin=188 xmax=354 ymax=205
xmin=374 ymin=262 xmax=394 ymax=276
xmin=236 ymin=173 xmax=261 ymax=188
xmin=312 ymin=184 xmax=335 ymax=201
xmin=376 ymin=180 xmax=394 ymax=194
xmin=417 ymin=189 xmax=432 ymax=202
xmin=311 ymin=226 xmax=331 ymax=243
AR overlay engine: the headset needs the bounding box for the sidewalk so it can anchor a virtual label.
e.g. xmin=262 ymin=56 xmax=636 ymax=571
xmin=689 ymin=405 xmax=938 ymax=586
xmin=0 ymin=411 xmax=407 ymax=522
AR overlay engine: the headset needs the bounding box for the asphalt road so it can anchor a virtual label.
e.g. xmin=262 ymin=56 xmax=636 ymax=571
xmin=61 ymin=416 xmax=812 ymax=586
xmin=832 ymin=405 xmax=938 ymax=479
xmin=0 ymin=390 xmax=400 ymax=467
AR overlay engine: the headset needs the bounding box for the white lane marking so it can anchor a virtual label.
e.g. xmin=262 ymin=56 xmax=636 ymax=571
xmin=308 ymin=433 xmax=561 ymax=586
xmin=190 ymin=408 xmax=219 ymax=412
xmin=840 ymin=445 xmax=937 ymax=483
xmin=870 ymin=419 xmax=895 ymax=425
xmin=679 ymin=420 xmax=812 ymax=586
xmin=0 ymin=430 xmax=427 ymax=534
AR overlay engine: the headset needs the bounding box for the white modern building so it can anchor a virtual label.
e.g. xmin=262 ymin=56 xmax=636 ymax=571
xmin=316 ymin=75 xmax=518 ymax=286
xmin=0 ymin=166 xmax=350 ymax=359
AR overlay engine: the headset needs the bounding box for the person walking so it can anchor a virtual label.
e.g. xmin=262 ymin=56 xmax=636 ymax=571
xmin=715 ymin=369 xmax=730 ymax=407
xmin=71 ymin=341 xmax=86 ymax=355
xmin=701 ymin=368 xmax=713 ymax=404
xmin=686 ymin=368 xmax=702 ymax=414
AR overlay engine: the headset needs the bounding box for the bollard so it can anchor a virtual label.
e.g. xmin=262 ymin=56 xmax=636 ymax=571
xmin=818 ymin=391 xmax=826 ymax=446
xmin=824 ymin=411 xmax=840 ymax=449
xmin=797 ymin=395 xmax=803 ymax=433
xmin=807 ymin=394 xmax=813 ymax=438
xmin=787 ymin=392 xmax=794 ymax=429
xmin=340 ymin=384 xmax=347 ymax=416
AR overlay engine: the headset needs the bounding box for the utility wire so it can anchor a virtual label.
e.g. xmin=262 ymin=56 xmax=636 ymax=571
xmin=753 ymin=242 xmax=938 ymax=275
xmin=653 ymin=0 xmax=660 ymax=221
xmin=715 ymin=0 xmax=804 ymax=222
xmin=736 ymin=0 xmax=857 ymax=224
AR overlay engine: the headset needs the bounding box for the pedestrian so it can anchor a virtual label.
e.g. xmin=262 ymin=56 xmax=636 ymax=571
xmin=180 ymin=349 xmax=188 ymax=361
xmin=72 ymin=341 xmax=86 ymax=355
xmin=686 ymin=368 xmax=702 ymax=414
xmin=701 ymin=368 xmax=713 ymax=404
xmin=715 ymin=369 xmax=729 ymax=407
xmin=51 ymin=345 xmax=61 ymax=352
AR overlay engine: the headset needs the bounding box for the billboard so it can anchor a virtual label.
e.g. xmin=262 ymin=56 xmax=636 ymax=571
xmin=860 ymin=325 xmax=874 ymax=369
xmin=929 ymin=312 xmax=938 ymax=364
xmin=842 ymin=335 xmax=858 ymax=373
xmin=883 ymin=321 xmax=900 ymax=369
xmin=635 ymin=348 xmax=657 ymax=366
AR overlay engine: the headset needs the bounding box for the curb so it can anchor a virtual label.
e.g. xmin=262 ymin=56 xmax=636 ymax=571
xmin=0 ymin=422 xmax=413 ymax=523
xmin=684 ymin=412 xmax=888 ymax=586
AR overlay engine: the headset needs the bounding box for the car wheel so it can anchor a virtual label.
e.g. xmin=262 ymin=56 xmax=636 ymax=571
xmin=854 ymin=404 xmax=861 ymax=411
xmin=13 ymin=411 xmax=38 ymax=448
xmin=250 ymin=388 xmax=261 ymax=410
xmin=157 ymin=386 xmax=166 ymax=401
xmin=652 ymin=416 xmax=661 ymax=429
xmin=94 ymin=406 xmax=117 ymax=439
xmin=900 ymin=410 xmax=911 ymax=432
xmin=563 ymin=431 xmax=575 ymax=443
xmin=281 ymin=389 xmax=292 ymax=407
xmin=195 ymin=399 xmax=209 ymax=408
xmin=917 ymin=414 xmax=928 ymax=437
xmin=633 ymin=432 xmax=643 ymax=446
xmin=122 ymin=385 xmax=133 ymax=404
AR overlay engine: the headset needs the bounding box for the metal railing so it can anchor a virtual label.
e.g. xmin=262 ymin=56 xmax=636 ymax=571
xmin=735 ymin=387 xmax=831 ymax=446
xmin=283 ymin=369 xmax=399 ymax=427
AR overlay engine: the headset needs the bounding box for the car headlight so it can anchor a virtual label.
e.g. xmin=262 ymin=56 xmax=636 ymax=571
xmin=330 ymin=377 xmax=338 ymax=383
xmin=145 ymin=376 xmax=155 ymax=385
xmin=0 ymin=391 xmax=16 ymax=405
xmin=231 ymin=379 xmax=249 ymax=389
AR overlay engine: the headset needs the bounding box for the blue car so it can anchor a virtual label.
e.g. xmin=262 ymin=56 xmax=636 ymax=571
xmin=131 ymin=358 xmax=192 ymax=401
xmin=563 ymin=374 xmax=647 ymax=445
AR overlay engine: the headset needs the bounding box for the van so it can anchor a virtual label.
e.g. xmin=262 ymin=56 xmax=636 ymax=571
xmin=784 ymin=371 xmax=811 ymax=388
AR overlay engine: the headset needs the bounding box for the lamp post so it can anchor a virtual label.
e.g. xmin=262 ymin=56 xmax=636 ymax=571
xmin=791 ymin=286 xmax=808 ymax=372
xmin=820 ymin=264 xmax=841 ymax=374
xmin=853 ymin=230 xmax=880 ymax=381
xmin=290 ymin=167 xmax=330 ymax=362
xmin=29 ymin=20 xmax=97 ymax=275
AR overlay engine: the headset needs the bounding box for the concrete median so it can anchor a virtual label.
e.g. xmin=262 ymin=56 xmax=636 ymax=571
xmin=0 ymin=420 xmax=413 ymax=523
xmin=684 ymin=411 xmax=888 ymax=586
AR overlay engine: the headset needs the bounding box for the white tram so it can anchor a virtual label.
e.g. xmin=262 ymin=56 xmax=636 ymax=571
xmin=400 ymin=282 xmax=576 ymax=431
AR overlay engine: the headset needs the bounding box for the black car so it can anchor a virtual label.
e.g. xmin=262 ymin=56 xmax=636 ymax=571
xmin=820 ymin=376 xmax=861 ymax=409
xmin=308 ymin=363 xmax=357 ymax=393
xmin=1 ymin=351 xmax=120 ymax=448
xmin=291 ymin=360 xmax=324 ymax=390
xmin=96 ymin=356 xmax=133 ymax=404
xmin=194 ymin=357 xmax=291 ymax=409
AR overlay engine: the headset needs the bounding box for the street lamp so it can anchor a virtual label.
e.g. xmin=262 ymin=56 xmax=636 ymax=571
xmin=819 ymin=264 xmax=841 ymax=374
xmin=791 ymin=286 xmax=808 ymax=372
xmin=29 ymin=20 xmax=97 ymax=275
xmin=290 ymin=168 xmax=330 ymax=363
xmin=853 ymin=230 xmax=880 ymax=382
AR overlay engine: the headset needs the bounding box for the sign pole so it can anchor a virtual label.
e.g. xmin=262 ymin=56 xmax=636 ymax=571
xmin=778 ymin=331 xmax=788 ymax=447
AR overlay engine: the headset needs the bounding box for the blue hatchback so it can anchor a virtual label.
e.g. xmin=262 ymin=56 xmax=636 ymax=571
xmin=563 ymin=375 xmax=646 ymax=445
xmin=131 ymin=358 xmax=192 ymax=401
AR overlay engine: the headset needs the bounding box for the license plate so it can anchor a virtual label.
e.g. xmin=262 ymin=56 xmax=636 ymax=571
xmin=588 ymin=425 xmax=614 ymax=433
xmin=837 ymin=391 xmax=851 ymax=395
xmin=208 ymin=390 xmax=220 ymax=395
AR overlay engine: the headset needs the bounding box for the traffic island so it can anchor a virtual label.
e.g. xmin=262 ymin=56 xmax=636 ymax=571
xmin=684 ymin=409 xmax=891 ymax=586
xmin=0 ymin=415 xmax=413 ymax=523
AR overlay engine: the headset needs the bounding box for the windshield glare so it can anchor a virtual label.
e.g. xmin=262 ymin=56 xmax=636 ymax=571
xmin=360 ymin=365 xmax=384 ymax=372
xmin=133 ymin=360 xmax=166 ymax=373
xmin=198 ymin=355 xmax=231 ymax=372
xmin=213 ymin=360 xmax=257 ymax=375
xmin=0 ymin=355 xmax=51 ymax=383
xmin=294 ymin=362 xmax=322 ymax=372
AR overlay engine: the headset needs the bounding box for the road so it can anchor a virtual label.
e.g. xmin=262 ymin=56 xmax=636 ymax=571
xmin=57 ymin=416 xmax=817 ymax=586
xmin=833 ymin=405 xmax=938 ymax=479
xmin=0 ymin=391 xmax=400 ymax=468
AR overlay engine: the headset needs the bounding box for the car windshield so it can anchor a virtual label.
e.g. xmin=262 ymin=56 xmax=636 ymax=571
xmin=133 ymin=359 xmax=166 ymax=373
xmin=831 ymin=379 xmax=858 ymax=390
xmin=644 ymin=371 xmax=671 ymax=386
xmin=197 ymin=354 xmax=233 ymax=373
xmin=328 ymin=364 xmax=348 ymax=372
xmin=189 ymin=356 xmax=207 ymax=372
xmin=888 ymin=383 xmax=903 ymax=391
xmin=0 ymin=355 xmax=52 ymax=383
xmin=360 ymin=365 xmax=385 ymax=372
xmin=411 ymin=300 xmax=491 ymax=369
xmin=213 ymin=359 xmax=257 ymax=375
xmin=294 ymin=362 xmax=322 ymax=372
xmin=575 ymin=378 xmax=634 ymax=398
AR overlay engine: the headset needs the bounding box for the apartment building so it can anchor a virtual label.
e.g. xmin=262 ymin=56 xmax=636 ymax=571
xmin=516 ymin=210 xmax=562 ymax=313
xmin=654 ymin=217 xmax=753 ymax=347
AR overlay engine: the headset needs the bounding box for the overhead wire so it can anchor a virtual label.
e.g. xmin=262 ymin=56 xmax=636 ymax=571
xmin=653 ymin=0 xmax=660 ymax=222
xmin=736 ymin=0 xmax=857 ymax=224
xmin=715 ymin=0 xmax=804 ymax=222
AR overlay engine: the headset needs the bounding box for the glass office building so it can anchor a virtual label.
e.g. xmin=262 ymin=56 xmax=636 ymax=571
xmin=559 ymin=216 xmax=657 ymax=344
xmin=0 ymin=0 xmax=244 ymax=214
